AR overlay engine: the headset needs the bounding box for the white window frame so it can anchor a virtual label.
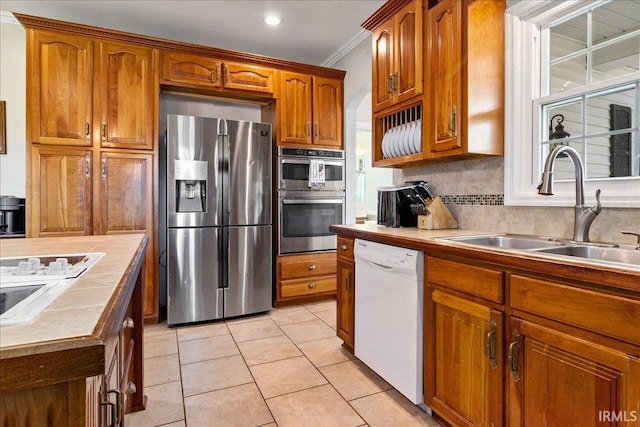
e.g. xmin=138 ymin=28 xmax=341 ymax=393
xmin=504 ymin=0 xmax=640 ymax=208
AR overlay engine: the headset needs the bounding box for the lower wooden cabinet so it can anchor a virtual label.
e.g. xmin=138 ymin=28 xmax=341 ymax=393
xmin=336 ymin=236 xmax=355 ymax=351
xmin=276 ymin=252 xmax=337 ymax=305
xmin=427 ymin=289 xmax=503 ymax=427
xmin=508 ymin=317 xmax=640 ymax=426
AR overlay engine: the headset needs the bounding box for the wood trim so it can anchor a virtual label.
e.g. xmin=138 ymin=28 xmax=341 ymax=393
xmin=14 ymin=13 xmax=346 ymax=80
xmin=361 ymin=0 xmax=413 ymax=31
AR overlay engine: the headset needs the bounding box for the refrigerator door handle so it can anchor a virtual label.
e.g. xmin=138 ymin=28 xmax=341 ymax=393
xmin=222 ymin=226 xmax=229 ymax=289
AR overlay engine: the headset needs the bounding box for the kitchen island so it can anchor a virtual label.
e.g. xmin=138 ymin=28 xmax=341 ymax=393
xmin=0 ymin=234 xmax=148 ymax=426
xmin=331 ymin=224 xmax=640 ymax=427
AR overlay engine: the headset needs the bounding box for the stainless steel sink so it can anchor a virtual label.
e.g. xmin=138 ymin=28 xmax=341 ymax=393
xmin=442 ymin=235 xmax=564 ymax=250
xmin=534 ymin=245 xmax=640 ymax=265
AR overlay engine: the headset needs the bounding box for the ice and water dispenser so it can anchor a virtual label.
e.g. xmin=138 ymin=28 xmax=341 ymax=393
xmin=174 ymin=159 xmax=208 ymax=212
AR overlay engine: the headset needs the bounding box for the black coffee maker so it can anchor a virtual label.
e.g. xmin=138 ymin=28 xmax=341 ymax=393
xmin=0 ymin=196 xmax=26 ymax=237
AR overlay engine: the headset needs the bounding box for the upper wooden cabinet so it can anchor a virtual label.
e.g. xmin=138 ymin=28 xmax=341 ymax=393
xmin=279 ymin=72 xmax=343 ymax=147
xmin=161 ymin=51 xmax=274 ymax=94
xmin=371 ymin=0 xmax=423 ymax=112
xmin=95 ymin=42 xmax=155 ymax=150
xmin=365 ymin=0 xmax=504 ymax=167
xmin=425 ymin=0 xmax=504 ymax=159
xmin=28 ymin=31 xmax=93 ymax=146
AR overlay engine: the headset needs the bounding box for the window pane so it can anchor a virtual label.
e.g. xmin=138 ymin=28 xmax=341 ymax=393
xmin=586 ymin=85 xmax=635 ymax=137
xmin=544 ymin=101 xmax=583 ymax=141
xmin=550 ymin=14 xmax=587 ymax=60
xmin=585 ymin=136 xmax=615 ymax=179
xmin=550 ymin=54 xmax=588 ymax=94
xmin=592 ymin=35 xmax=640 ymax=82
xmin=592 ymin=1 xmax=640 ymax=46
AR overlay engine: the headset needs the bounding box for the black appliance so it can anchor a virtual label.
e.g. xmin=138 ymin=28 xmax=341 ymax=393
xmin=377 ymin=183 xmax=433 ymax=228
xmin=0 ymin=196 xmax=25 ymax=237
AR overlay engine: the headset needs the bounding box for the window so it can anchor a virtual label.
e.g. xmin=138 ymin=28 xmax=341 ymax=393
xmin=505 ymin=0 xmax=640 ymax=207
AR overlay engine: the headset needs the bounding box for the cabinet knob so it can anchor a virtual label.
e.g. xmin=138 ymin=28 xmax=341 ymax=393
xmin=308 ymin=282 xmax=317 ymax=289
xmin=125 ymin=381 xmax=137 ymax=395
xmin=123 ymin=317 xmax=134 ymax=329
xmin=308 ymin=264 xmax=317 ymax=270
xmin=341 ymin=244 xmax=348 ymax=250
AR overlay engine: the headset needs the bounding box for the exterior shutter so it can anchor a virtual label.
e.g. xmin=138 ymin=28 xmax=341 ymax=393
xmin=609 ymin=104 xmax=632 ymax=177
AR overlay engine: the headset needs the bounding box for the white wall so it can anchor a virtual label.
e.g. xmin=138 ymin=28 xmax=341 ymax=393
xmin=0 ymin=20 xmax=26 ymax=197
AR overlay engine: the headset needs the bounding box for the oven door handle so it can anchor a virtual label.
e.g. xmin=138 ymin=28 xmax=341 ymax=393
xmin=282 ymin=199 xmax=344 ymax=205
xmin=280 ymin=159 xmax=344 ymax=166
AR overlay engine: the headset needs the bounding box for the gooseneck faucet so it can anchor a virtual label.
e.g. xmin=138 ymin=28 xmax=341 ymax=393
xmin=537 ymin=145 xmax=602 ymax=242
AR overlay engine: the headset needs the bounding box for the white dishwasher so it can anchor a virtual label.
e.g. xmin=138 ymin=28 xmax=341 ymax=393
xmin=354 ymin=238 xmax=424 ymax=405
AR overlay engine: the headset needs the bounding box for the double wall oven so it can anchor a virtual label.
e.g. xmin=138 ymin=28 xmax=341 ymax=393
xmin=278 ymin=147 xmax=345 ymax=254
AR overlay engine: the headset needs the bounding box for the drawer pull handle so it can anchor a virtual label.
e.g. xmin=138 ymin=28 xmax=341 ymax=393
xmin=345 ymin=270 xmax=352 ymax=297
xmin=101 ymin=121 xmax=107 ymax=143
xmin=486 ymin=321 xmax=497 ymax=370
xmin=509 ymin=330 xmax=521 ymax=382
xmin=341 ymin=244 xmax=348 ymax=250
xmin=123 ymin=317 xmax=134 ymax=329
xmin=308 ymin=264 xmax=316 ymax=270
xmin=308 ymin=282 xmax=316 ymax=289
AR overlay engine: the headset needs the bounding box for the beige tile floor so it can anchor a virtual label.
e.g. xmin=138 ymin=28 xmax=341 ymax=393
xmin=126 ymin=300 xmax=440 ymax=427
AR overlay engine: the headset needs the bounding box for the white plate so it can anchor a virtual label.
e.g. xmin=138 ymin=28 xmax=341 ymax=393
xmin=381 ymin=129 xmax=389 ymax=159
xmin=407 ymin=121 xmax=416 ymax=154
xmin=397 ymin=124 xmax=407 ymax=156
xmin=388 ymin=126 xmax=398 ymax=158
xmin=413 ymin=119 xmax=422 ymax=154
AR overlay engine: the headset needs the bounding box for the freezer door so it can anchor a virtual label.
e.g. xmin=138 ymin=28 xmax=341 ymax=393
xmin=223 ymin=120 xmax=272 ymax=226
xmin=167 ymin=114 xmax=222 ymax=227
xmin=224 ymin=225 xmax=272 ymax=317
xmin=167 ymin=227 xmax=223 ymax=325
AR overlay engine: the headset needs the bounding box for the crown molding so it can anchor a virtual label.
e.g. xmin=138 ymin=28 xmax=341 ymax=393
xmin=0 ymin=11 xmax=20 ymax=25
xmin=321 ymin=29 xmax=370 ymax=68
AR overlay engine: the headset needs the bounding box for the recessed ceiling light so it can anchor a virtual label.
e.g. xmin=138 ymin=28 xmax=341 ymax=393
xmin=263 ymin=15 xmax=282 ymax=26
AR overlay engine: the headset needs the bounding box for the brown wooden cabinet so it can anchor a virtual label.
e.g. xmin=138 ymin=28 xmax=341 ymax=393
xmin=28 ymin=30 xmax=93 ymax=147
xmin=30 ymin=146 xmax=93 ymax=237
xmin=160 ymin=51 xmax=274 ymax=94
xmin=424 ymin=0 xmax=504 ymax=159
xmin=278 ymin=72 xmax=343 ymax=148
xmin=425 ymin=256 xmax=504 ymax=427
xmin=371 ymin=0 xmax=423 ymax=112
xmin=336 ymin=236 xmax=355 ymax=351
xmin=25 ymin=27 xmax=159 ymax=322
xmin=276 ymin=252 xmax=337 ymax=305
xmin=95 ymin=42 xmax=155 ymax=150
xmin=365 ymin=0 xmax=503 ymax=167
xmin=508 ymin=273 xmax=640 ymax=426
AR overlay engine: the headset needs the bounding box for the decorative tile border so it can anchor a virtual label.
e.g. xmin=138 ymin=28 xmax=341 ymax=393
xmin=440 ymin=194 xmax=504 ymax=206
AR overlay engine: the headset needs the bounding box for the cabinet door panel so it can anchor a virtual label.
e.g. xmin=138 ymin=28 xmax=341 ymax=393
xmin=30 ymin=31 xmax=93 ymax=146
xmin=431 ymin=290 xmax=503 ymax=427
xmin=223 ymin=62 xmax=273 ymax=93
xmin=372 ymin=25 xmax=394 ymax=111
xmin=337 ymin=259 xmax=355 ymax=350
xmin=97 ymin=152 xmax=152 ymax=234
xmin=96 ymin=42 xmax=154 ymax=150
xmin=161 ymin=51 xmax=221 ymax=87
xmin=396 ymin=1 xmax=422 ymax=103
xmin=313 ymin=77 xmax=343 ymax=147
xmin=32 ymin=147 xmax=92 ymax=236
xmin=509 ymin=318 xmax=640 ymax=427
xmin=280 ymin=72 xmax=312 ymax=145
xmin=428 ymin=0 xmax=462 ymax=154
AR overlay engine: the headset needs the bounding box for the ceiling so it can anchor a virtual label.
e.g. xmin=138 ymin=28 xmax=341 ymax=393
xmin=0 ymin=0 xmax=386 ymax=67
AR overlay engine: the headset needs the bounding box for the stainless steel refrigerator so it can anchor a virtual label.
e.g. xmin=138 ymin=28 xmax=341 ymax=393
xmin=166 ymin=114 xmax=272 ymax=326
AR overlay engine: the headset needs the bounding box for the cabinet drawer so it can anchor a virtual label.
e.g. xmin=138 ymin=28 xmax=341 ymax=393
xmin=337 ymin=236 xmax=354 ymax=261
xmin=510 ymin=274 xmax=640 ymax=345
xmin=426 ymin=256 xmax=503 ymax=303
xmin=280 ymin=276 xmax=336 ymax=298
xmin=279 ymin=257 xmax=336 ymax=279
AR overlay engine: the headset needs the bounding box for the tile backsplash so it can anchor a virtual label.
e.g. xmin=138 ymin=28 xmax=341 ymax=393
xmin=401 ymin=157 xmax=640 ymax=246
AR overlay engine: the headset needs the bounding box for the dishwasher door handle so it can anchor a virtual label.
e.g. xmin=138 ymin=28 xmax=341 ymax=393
xmin=360 ymin=259 xmax=394 ymax=271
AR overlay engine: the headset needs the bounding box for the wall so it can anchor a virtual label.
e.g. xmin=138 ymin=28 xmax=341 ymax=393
xmin=0 ymin=19 xmax=26 ymax=197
